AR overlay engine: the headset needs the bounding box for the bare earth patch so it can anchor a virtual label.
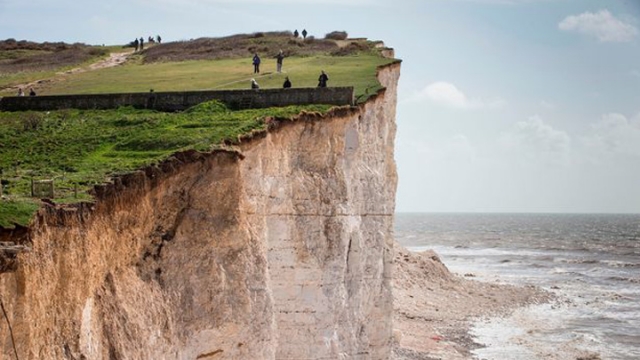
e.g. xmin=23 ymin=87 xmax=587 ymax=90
xmin=59 ymin=51 xmax=132 ymax=75
xmin=7 ymin=50 xmax=133 ymax=93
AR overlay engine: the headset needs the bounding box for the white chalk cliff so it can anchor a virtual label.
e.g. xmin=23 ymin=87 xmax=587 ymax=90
xmin=0 ymin=60 xmax=400 ymax=359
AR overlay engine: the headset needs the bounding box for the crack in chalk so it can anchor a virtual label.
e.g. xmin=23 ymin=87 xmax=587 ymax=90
xmin=196 ymin=349 xmax=224 ymax=359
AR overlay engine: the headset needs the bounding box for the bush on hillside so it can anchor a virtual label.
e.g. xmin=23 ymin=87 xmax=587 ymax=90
xmin=325 ymin=31 xmax=348 ymax=41
xmin=142 ymin=32 xmax=338 ymax=63
xmin=186 ymin=100 xmax=229 ymax=114
xmin=0 ymin=39 xmax=89 ymax=52
xmin=0 ymin=42 xmax=108 ymax=73
xmin=330 ymin=41 xmax=371 ymax=56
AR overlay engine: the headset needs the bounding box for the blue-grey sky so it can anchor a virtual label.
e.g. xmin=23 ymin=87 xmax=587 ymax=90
xmin=1 ymin=0 xmax=639 ymax=213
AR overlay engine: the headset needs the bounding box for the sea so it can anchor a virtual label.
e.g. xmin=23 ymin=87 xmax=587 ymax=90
xmin=395 ymin=213 xmax=640 ymax=360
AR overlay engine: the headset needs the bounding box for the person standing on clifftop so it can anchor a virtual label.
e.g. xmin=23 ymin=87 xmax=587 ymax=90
xmin=252 ymin=53 xmax=261 ymax=74
xmin=302 ymin=29 xmax=308 ymax=39
xmin=139 ymin=37 xmax=144 ymax=50
xmin=293 ymin=29 xmax=299 ymax=38
xmin=275 ymin=50 xmax=284 ymax=73
xmin=317 ymin=70 xmax=328 ymax=88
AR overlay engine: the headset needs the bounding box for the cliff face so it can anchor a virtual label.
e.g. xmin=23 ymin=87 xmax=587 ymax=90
xmin=0 ymin=62 xmax=399 ymax=360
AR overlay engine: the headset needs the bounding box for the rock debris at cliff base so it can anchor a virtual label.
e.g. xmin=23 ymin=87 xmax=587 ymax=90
xmin=392 ymin=242 xmax=550 ymax=360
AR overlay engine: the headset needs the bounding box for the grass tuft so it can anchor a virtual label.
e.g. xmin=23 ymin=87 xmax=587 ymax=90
xmin=0 ymin=199 xmax=39 ymax=229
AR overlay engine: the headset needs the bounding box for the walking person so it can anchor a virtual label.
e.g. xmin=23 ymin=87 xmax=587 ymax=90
xmin=275 ymin=50 xmax=284 ymax=73
xmin=139 ymin=37 xmax=144 ymax=50
xmin=317 ymin=70 xmax=328 ymax=88
xmin=134 ymin=38 xmax=139 ymax=51
xmin=252 ymin=53 xmax=261 ymax=74
xmin=302 ymin=29 xmax=308 ymax=39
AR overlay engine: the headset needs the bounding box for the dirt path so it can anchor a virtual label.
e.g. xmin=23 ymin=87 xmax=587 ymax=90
xmin=58 ymin=50 xmax=133 ymax=75
xmin=7 ymin=50 xmax=134 ymax=93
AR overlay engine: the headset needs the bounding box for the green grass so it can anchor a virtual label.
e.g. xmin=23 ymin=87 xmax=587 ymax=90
xmin=0 ymin=34 xmax=397 ymax=228
xmin=0 ymin=102 xmax=332 ymax=228
xmin=25 ymin=53 xmax=392 ymax=102
xmin=0 ymin=45 xmax=116 ymax=95
xmin=0 ymin=200 xmax=40 ymax=228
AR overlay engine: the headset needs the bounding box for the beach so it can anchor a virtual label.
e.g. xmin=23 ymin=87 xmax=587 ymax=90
xmin=392 ymin=213 xmax=640 ymax=360
xmin=392 ymin=242 xmax=549 ymax=359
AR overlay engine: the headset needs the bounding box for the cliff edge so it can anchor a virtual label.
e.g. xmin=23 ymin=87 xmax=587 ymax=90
xmin=0 ymin=60 xmax=400 ymax=359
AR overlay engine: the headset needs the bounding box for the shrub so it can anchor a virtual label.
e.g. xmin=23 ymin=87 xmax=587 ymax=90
xmin=325 ymin=31 xmax=348 ymax=41
xmin=21 ymin=113 xmax=44 ymax=131
xmin=186 ymin=100 xmax=228 ymax=114
xmin=330 ymin=41 xmax=370 ymax=56
xmin=142 ymin=32 xmax=339 ymax=63
xmin=0 ymin=44 xmax=108 ymax=73
xmin=288 ymin=39 xmax=304 ymax=47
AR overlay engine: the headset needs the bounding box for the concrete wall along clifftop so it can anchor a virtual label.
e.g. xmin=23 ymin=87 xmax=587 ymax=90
xmin=0 ymin=87 xmax=354 ymax=112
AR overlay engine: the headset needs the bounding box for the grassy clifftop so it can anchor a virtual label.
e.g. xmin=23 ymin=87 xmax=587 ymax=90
xmin=0 ymin=31 xmax=397 ymax=228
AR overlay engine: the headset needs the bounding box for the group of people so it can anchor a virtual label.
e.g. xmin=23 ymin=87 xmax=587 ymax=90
xmin=132 ymin=35 xmax=161 ymax=52
xmin=250 ymin=46 xmax=329 ymax=90
xmin=249 ymin=70 xmax=328 ymax=90
xmin=17 ymin=87 xmax=36 ymax=96
xmin=250 ymin=75 xmax=293 ymax=90
xmin=252 ymin=50 xmax=286 ymax=74
xmin=292 ymin=29 xmax=308 ymax=39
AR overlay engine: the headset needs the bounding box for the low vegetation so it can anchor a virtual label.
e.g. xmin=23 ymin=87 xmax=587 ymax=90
xmin=325 ymin=31 xmax=348 ymax=41
xmin=142 ymin=31 xmax=342 ymax=63
xmin=0 ymin=39 xmax=111 ymax=92
xmin=0 ymin=31 xmax=396 ymax=228
xmin=0 ymin=102 xmax=332 ymax=227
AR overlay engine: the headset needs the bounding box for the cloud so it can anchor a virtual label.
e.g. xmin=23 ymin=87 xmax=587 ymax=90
xmin=581 ymin=113 xmax=640 ymax=157
xmin=500 ymin=115 xmax=571 ymax=164
xmin=559 ymin=10 xmax=638 ymax=43
xmin=409 ymin=82 xmax=506 ymax=109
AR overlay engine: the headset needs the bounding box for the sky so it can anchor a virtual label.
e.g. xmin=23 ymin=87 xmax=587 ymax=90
xmin=1 ymin=0 xmax=639 ymax=213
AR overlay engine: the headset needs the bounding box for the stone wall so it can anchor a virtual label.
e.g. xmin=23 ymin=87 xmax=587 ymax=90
xmin=0 ymin=87 xmax=354 ymax=112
